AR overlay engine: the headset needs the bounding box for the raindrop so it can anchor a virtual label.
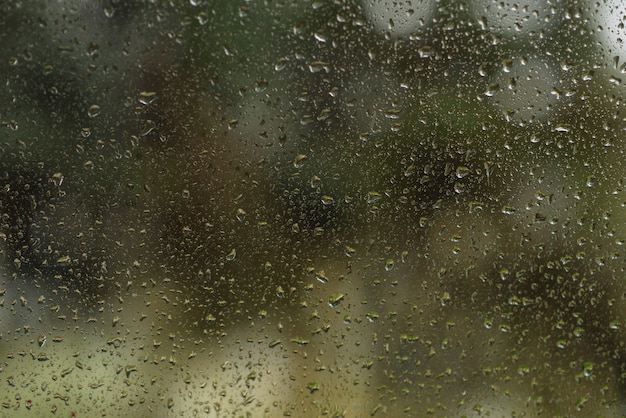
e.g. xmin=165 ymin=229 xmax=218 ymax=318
xmin=385 ymin=108 xmax=401 ymax=119
xmin=225 ymin=248 xmax=236 ymax=261
xmin=367 ymin=191 xmax=382 ymax=203
xmin=321 ymin=195 xmax=335 ymax=205
xmin=313 ymin=31 xmax=328 ymax=43
xmin=484 ymin=83 xmax=499 ymax=96
xmin=317 ymin=108 xmax=331 ymax=121
xmin=308 ymin=61 xmax=331 ymax=73
xmin=418 ymin=46 xmax=434 ymax=58
xmin=315 ymin=271 xmax=329 ymax=284
xmin=140 ymin=120 xmax=156 ymax=136
xmin=310 ymin=175 xmax=321 ymax=188
xmin=455 ymin=166 xmax=470 ymax=179
xmin=103 ymin=6 xmax=114 ymax=18
xmin=366 ymin=311 xmax=379 ymax=322
xmin=554 ymin=123 xmax=571 ymax=133
xmin=51 ymin=172 xmax=64 ymax=187
xmin=385 ymin=258 xmax=394 ymax=271
xmin=87 ymin=105 xmax=101 ymax=118
xmin=138 ymin=91 xmax=157 ymax=105
xmin=328 ymin=293 xmax=344 ymax=307
xmin=255 ymin=79 xmax=268 ymax=92
xmin=293 ymin=154 xmax=308 ymax=168
xmin=196 ymin=12 xmax=208 ymax=25
xmin=502 ymin=58 xmax=513 ymax=72
xmin=582 ymin=361 xmax=593 ymax=377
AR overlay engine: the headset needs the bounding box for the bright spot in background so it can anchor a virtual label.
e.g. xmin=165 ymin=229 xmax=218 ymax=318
xmin=361 ymin=0 xmax=435 ymax=38
xmin=588 ymin=1 xmax=626 ymax=59
xmin=469 ymin=0 xmax=556 ymax=36
xmin=490 ymin=57 xmax=560 ymax=124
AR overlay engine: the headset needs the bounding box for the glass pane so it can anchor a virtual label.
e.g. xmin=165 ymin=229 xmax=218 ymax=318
xmin=1 ymin=1 xmax=625 ymax=416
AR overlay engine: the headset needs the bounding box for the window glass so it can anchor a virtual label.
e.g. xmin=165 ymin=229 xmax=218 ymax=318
xmin=1 ymin=1 xmax=625 ymax=416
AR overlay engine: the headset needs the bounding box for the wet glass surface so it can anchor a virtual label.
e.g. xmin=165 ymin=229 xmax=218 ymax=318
xmin=2 ymin=1 xmax=626 ymax=416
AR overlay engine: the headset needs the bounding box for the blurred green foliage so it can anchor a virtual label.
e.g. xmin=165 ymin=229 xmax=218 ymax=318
xmin=2 ymin=1 xmax=626 ymax=416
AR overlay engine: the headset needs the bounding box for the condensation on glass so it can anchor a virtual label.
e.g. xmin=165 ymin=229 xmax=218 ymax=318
xmin=1 ymin=1 xmax=626 ymax=416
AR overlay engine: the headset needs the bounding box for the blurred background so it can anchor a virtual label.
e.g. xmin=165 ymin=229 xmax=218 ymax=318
xmin=2 ymin=0 xmax=626 ymax=416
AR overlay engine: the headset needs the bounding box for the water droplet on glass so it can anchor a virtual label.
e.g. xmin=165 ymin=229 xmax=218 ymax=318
xmin=367 ymin=191 xmax=382 ymax=204
xmin=103 ymin=6 xmax=114 ymax=18
xmin=255 ymin=79 xmax=268 ymax=92
xmin=225 ymin=248 xmax=236 ymax=261
xmin=315 ymin=271 xmax=328 ymax=284
xmin=313 ymin=31 xmax=328 ymax=43
xmin=502 ymin=58 xmax=513 ymax=73
xmin=87 ymin=104 xmax=101 ymax=118
xmin=366 ymin=311 xmax=379 ymax=322
xmin=582 ymin=361 xmax=593 ymax=377
xmin=317 ymin=108 xmax=331 ymax=121
xmin=554 ymin=123 xmax=571 ymax=133
xmin=138 ymin=91 xmax=157 ymax=105
xmin=501 ymin=205 xmax=516 ymax=215
xmin=328 ymin=293 xmax=344 ymax=307
xmin=478 ymin=63 xmax=488 ymax=77
xmin=385 ymin=258 xmax=394 ymax=271
xmin=293 ymin=154 xmax=307 ymax=168
xmin=196 ymin=11 xmax=208 ymax=25
xmin=385 ymin=108 xmax=401 ymax=119
xmin=321 ymin=195 xmax=335 ymax=205
xmin=469 ymin=201 xmax=484 ymax=213
xmin=455 ymin=166 xmax=470 ymax=179
xmin=140 ymin=120 xmax=156 ymax=136
xmin=581 ymin=70 xmax=594 ymax=81
xmin=269 ymin=339 xmax=281 ymax=348
xmin=310 ymin=175 xmax=321 ymax=188
xmin=418 ymin=45 xmax=434 ymax=58
xmin=560 ymin=59 xmax=573 ymax=71
xmin=484 ymin=83 xmax=499 ymax=96
xmin=275 ymin=57 xmax=288 ymax=72
xmin=308 ymin=61 xmax=331 ymax=73
xmin=51 ymin=172 xmax=64 ymax=187
xmin=298 ymin=114 xmax=315 ymax=125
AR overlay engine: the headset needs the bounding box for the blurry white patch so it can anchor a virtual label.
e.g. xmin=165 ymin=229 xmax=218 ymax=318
xmin=588 ymin=1 xmax=626 ymax=60
xmin=469 ymin=0 xmax=556 ymax=36
xmin=489 ymin=56 xmax=560 ymax=124
xmin=361 ymin=0 xmax=435 ymax=38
